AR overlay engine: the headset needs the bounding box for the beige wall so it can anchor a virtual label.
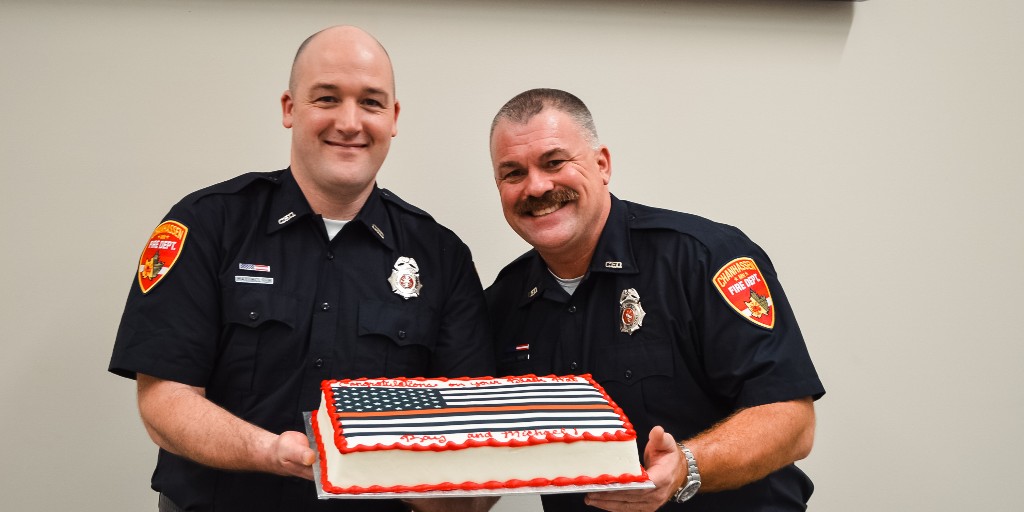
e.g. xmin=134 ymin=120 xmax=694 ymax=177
xmin=1 ymin=0 xmax=1021 ymax=510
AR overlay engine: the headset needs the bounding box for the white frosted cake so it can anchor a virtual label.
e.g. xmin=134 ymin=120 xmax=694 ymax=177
xmin=311 ymin=374 xmax=649 ymax=495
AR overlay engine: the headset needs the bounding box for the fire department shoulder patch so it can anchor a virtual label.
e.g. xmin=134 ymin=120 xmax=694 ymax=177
xmin=713 ymin=257 xmax=775 ymax=329
xmin=137 ymin=220 xmax=188 ymax=294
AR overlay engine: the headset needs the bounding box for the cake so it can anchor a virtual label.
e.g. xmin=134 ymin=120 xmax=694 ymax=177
xmin=310 ymin=374 xmax=649 ymax=496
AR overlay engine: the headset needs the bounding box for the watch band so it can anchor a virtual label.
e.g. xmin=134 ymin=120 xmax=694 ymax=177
xmin=671 ymin=442 xmax=701 ymax=503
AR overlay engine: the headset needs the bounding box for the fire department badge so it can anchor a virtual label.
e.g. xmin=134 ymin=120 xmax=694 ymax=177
xmin=388 ymin=256 xmax=422 ymax=299
xmin=713 ymin=257 xmax=775 ymax=329
xmin=137 ymin=220 xmax=188 ymax=294
xmin=619 ymin=288 xmax=646 ymax=334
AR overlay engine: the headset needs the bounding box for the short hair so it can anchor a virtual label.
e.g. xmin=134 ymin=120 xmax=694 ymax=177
xmin=490 ymin=88 xmax=600 ymax=148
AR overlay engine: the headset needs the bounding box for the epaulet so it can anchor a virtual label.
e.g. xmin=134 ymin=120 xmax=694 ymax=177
xmin=492 ymin=249 xmax=537 ymax=282
xmin=379 ymin=188 xmax=434 ymax=220
xmin=624 ymin=200 xmax=748 ymax=248
xmin=183 ymin=170 xmax=283 ymax=204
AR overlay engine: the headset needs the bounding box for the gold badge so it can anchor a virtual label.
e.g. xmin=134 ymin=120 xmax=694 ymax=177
xmin=388 ymin=257 xmax=422 ymax=299
xmin=619 ymin=288 xmax=645 ymax=334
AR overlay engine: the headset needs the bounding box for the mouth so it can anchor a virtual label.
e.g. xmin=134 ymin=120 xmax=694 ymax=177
xmin=325 ymin=140 xmax=368 ymax=149
xmin=515 ymin=188 xmax=580 ymax=217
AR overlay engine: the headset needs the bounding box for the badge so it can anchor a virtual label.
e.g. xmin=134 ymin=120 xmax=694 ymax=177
xmin=388 ymin=256 xmax=422 ymax=299
xmin=619 ymin=288 xmax=646 ymax=334
xmin=713 ymin=257 xmax=775 ymax=329
xmin=137 ymin=220 xmax=188 ymax=294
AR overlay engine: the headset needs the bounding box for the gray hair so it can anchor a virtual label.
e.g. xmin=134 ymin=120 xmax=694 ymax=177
xmin=490 ymin=88 xmax=600 ymax=148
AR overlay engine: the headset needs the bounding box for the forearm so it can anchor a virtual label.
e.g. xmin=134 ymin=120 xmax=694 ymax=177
xmin=136 ymin=374 xmax=280 ymax=474
xmin=686 ymin=397 xmax=815 ymax=492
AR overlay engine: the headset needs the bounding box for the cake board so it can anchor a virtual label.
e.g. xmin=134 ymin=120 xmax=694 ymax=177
xmin=303 ymin=411 xmax=655 ymax=499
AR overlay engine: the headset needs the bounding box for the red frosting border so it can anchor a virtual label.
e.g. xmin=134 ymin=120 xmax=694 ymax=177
xmin=313 ymin=374 xmax=649 ymax=495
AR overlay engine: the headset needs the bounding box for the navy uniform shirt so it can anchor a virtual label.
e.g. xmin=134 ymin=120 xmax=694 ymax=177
xmin=110 ymin=169 xmax=495 ymax=512
xmin=486 ymin=195 xmax=824 ymax=512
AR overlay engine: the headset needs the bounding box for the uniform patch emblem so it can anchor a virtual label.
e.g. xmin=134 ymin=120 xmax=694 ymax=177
xmin=388 ymin=256 xmax=422 ymax=299
xmin=619 ymin=288 xmax=646 ymax=335
xmin=137 ymin=220 xmax=188 ymax=294
xmin=713 ymin=257 xmax=775 ymax=329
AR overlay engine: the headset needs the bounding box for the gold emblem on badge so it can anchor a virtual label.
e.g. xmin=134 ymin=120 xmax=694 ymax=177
xmin=388 ymin=257 xmax=422 ymax=299
xmin=619 ymin=288 xmax=645 ymax=335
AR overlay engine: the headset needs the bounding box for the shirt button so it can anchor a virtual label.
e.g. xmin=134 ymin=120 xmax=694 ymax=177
xmin=397 ymin=330 xmax=407 ymax=340
xmin=624 ymin=370 xmax=633 ymax=380
xmin=567 ymin=305 xmax=577 ymax=313
xmin=314 ymin=358 xmax=324 ymax=369
xmin=320 ymin=302 xmax=331 ymax=311
xmin=569 ymin=362 xmax=579 ymax=371
xmin=248 ymin=311 xmax=259 ymax=321
xmin=326 ymin=252 xmax=335 ymax=260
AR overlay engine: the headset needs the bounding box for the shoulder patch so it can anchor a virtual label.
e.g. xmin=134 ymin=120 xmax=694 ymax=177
xmin=137 ymin=220 xmax=188 ymax=294
xmin=713 ymin=257 xmax=774 ymax=329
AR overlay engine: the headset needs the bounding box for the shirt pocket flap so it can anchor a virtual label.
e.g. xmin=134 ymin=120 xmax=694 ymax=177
xmin=591 ymin=341 xmax=673 ymax=386
xmin=223 ymin=289 xmax=298 ymax=329
xmin=358 ymin=300 xmax=436 ymax=350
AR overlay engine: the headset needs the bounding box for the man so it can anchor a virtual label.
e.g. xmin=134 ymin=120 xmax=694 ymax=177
xmin=109 ymin=26 xmax=495 ymax=512
xmin=485 ymin=88 xmax=824 ymax=512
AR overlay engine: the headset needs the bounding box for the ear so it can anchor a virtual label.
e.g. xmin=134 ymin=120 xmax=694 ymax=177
xmin=391 ymin=100 xmax=401 ymax=137
xmin=281 ymin=90 xmax=294 ymax=129
xmin=597 ymin=145 xmax=612 ymax=185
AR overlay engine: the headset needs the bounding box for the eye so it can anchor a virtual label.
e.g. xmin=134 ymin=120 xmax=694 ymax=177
xmin=545 ymin=159 xmax=566 ymax=169
xmin=315 ymin=96 xmax=338 ymax=104
xmin=500 ymin=169 xmax=526 ymax=182
xmin=362 ymin=98 xmax=385 ymax=108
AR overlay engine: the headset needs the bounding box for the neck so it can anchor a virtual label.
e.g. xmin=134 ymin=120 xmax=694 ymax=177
xmin=292 ymin=172 xmax=374 ymax=220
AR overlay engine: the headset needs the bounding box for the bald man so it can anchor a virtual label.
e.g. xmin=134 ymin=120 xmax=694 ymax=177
xmin=110 ymin=26 xmax=495 ymax=512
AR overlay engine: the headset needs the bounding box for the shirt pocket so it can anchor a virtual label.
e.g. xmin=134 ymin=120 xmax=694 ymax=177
xmin=357 ymin=300 xmax=439 ymax=377
xmin=591 ymin=339 xmax=678 ymax=421
xmin=217 ymin=289 xmax=299 ymax=393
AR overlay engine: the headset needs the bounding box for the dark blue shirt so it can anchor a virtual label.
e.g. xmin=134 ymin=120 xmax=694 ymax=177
xmin=110 ymin=168 xmax=494 ymax=511
xmin=486 ymin=195 xmax=824 ymax=511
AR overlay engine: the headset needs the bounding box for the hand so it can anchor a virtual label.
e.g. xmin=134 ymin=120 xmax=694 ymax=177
xmin=583 ymin=426 xmax=685 ymax=512
xmin=269 ymin=430 xmax=317 ymax=480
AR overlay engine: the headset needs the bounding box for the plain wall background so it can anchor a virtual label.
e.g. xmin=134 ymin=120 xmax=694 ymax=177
xmin=2 ymin=0 xmax=1021 ymax=510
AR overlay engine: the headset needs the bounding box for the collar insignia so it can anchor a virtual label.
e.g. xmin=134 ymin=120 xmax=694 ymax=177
xmin=619 ymin=288 xmax=646 ymax=334
xmin=278 ymin=212 xmax=296 ymax=225
xmin=388 ymin=256 xmax=422 ymax=299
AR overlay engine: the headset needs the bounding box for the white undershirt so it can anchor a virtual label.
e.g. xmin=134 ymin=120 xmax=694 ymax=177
xmin=323 ymin=218 xmax=349 ymax=240
xmin=549 ymin=269 xmax=585 ymax=295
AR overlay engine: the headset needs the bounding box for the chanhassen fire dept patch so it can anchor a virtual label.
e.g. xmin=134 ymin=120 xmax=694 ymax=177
xmin=619 ymin=288 xmax=646 ymax=334
xmin=713 ymin=257 xmax=775 ymax=329
xmin=388 ymin=256 xmax=422 ymax=299
xmin=137 ymin=220 xmax=188 ymax=294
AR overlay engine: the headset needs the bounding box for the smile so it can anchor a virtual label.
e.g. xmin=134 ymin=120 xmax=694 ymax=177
xmin=529 ymin=202 xmax=568 ymax=217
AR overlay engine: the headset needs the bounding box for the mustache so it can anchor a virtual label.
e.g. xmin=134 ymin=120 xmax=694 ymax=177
xmin=513 ymin=187 xmax=580 ymax=215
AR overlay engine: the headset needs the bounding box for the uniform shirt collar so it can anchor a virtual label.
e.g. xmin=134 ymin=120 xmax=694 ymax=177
xmin=267 ymin=169 xmax=395 ymax=251
xmin=267 ymin=168 xmax=315 ymax=234
xmin=588 ymin=194 xmax=639 ymax=275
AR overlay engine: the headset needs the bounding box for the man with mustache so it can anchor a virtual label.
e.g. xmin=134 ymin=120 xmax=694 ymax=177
xmin=109 ymin=26 xmax=494 ymax=512
xmin=486 ymin=88 xmax=824 ymax=512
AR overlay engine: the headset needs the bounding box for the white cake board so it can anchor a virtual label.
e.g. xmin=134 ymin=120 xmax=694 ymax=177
xmin=303 ymin=412 xmax=655 ymax=499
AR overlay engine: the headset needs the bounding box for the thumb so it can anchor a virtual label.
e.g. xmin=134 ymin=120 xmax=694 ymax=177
xmin=280 ymin=430 xmax=317 ymax=466
xmin=644 ymin=425 xmax=677 ymax=465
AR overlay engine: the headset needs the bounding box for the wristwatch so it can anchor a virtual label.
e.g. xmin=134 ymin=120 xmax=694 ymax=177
xmin=671 ymin=442 xmax=701 ymax=503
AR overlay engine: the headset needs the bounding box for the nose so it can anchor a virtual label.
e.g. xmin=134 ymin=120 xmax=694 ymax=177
xmin=334 ymin=100 xmax=361 ymax=135
xmin=523 ymin=167 xmax=555 ymax=197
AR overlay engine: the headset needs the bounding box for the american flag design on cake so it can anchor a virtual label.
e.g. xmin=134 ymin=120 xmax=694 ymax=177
xmin=322 ymin=375 xmax=636 ymax=452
